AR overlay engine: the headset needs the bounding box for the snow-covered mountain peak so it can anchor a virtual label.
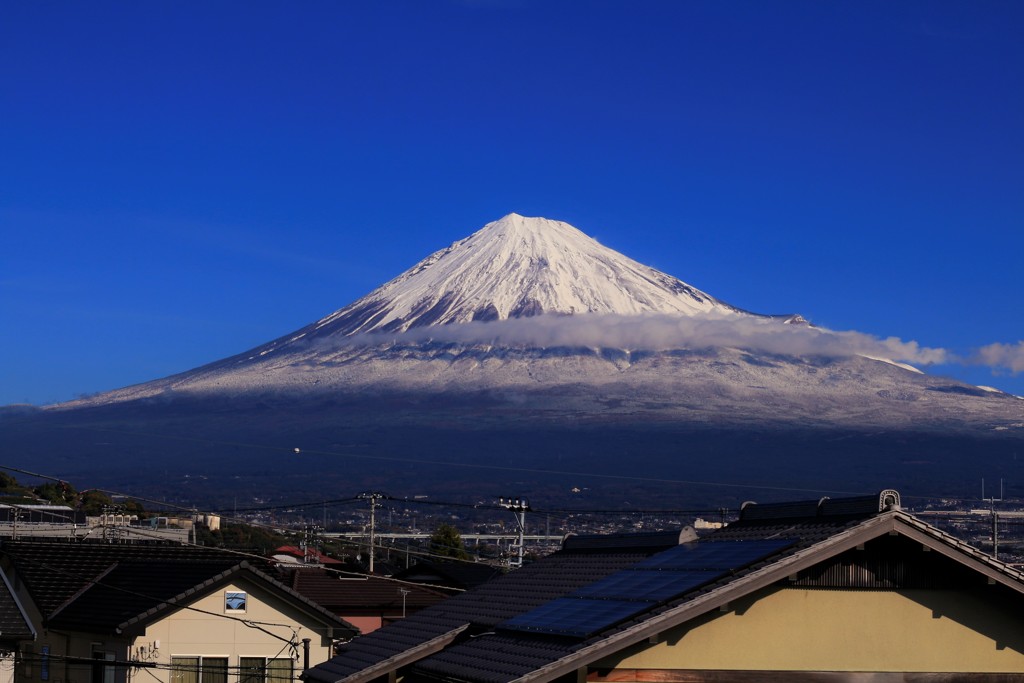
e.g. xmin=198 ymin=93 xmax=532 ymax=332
xmin=303 ymin=214 xmax=745 ymax=339
xmin=474 ymin=212 xmax=588 ymax=243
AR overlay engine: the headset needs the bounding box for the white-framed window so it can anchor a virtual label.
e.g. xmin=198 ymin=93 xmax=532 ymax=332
xmin=239 ymin=657 xmax=293 ymax=683
xmin=225 ymin=590 xmax=248 ymax=613
xmin=170 ymin=656 xmax=228 ymax=683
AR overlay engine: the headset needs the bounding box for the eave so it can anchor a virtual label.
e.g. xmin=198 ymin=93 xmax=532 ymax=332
xmin=305 ymin=624 xmax=470 ymax=683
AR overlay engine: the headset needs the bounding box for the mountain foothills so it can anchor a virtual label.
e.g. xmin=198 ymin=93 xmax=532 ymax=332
xmin=2 ymin=214 xmax=1022 ymax=506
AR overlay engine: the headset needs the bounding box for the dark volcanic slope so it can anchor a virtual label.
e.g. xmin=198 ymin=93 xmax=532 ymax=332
xmin=3 ymin=380 xmax=1023 ymax=509
xmin=6 ymin=215 xmax=1022 ymax=507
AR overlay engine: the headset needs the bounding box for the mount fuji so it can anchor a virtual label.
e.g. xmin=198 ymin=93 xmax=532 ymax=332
xmin=4 ymin=214 xmax=1022 ymax=505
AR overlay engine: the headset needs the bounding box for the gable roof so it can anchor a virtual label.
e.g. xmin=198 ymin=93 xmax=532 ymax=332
xmin=0 ymin=540 xmax=359 ymax=639
xmin=0 ymin=539 xmax=245 ymax=618
xmin=305 ymin=535 xmax=682 ymax=683
xmin=305 ymin=490 xmax=1024 ymax=683
xmin=288 ymin=568 xmax=448 ymax=613
xmin=0 ymin=566 xmax=35 ymax=643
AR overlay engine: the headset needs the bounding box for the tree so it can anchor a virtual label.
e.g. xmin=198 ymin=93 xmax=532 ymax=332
xmin=34 ymin=481 xmax=77 ymax=504
xmin=430 ymin=522 xmax=469 ymax=560
xmin=0 ymin=472 xmax=18 ymax=491
xmin=80 ymin=489 xmax=113 ymax=515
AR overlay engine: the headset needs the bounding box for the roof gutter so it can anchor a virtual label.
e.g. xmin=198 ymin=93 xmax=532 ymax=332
xmin=311 ymin=624 xmax=470 ymax=683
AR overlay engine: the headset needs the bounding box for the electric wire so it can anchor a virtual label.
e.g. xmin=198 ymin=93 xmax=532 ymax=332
xmin=43 ymin=425 xmax=901 ymax=498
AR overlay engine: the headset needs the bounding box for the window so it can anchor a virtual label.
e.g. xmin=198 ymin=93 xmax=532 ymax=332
xmin=267 ymin=658 xmax=293 ymax=683
xmin=239 ymin=657 xmax=293 ymax=683
xmin=203 ymin=658 xmax=228 ymax=683
xmin=171 ymin=657 xmax=198 ymax=683
xmin=225 ymin=591 xmax=247 ymax=612
xmin=171 ymin=657 xmax=228 ymax=683
xmin=92 ymin=651 xmax=115 ymax=683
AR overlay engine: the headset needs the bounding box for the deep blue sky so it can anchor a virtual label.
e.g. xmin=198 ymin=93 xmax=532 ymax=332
xmin=2 ymin=1 xmax=1022 ymax=405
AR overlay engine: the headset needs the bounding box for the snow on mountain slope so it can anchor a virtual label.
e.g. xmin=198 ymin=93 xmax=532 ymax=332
xmin=51 ymin=213 xmax=1023 ymax=432
xmin=307 ymin=213 xmax=745 ymax=337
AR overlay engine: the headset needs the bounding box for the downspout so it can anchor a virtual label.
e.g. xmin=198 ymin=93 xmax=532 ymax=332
xmin=302 ymin=638 xmax=311 ymax=675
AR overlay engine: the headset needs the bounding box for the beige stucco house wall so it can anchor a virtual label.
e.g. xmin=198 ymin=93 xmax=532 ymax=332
xmin=22 ymin=575 xmax=349 ymax=683
xmin=590 ymin=584 xmax=1024 ymax=678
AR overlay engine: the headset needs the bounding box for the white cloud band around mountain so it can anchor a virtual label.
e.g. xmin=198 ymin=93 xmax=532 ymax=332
xmin=312 ymin=313 xmax=1024 ymax=379
xmin=334 ymin=313 xmax=954 ymax=367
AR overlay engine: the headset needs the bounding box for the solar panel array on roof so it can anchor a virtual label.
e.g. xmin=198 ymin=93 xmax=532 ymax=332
xmin=499 ymin=539 xmax=795 ymax=639
xmin=634 ymin=539 xmax=795 ymax=570
xmin=499 ymin=597 xmax=646 ymax=638
xmin=573 ymin=569 xmax=719 ymax=602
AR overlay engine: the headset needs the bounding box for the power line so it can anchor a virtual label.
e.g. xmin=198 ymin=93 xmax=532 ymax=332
xmin=42 ymin=425 xmax=892 ymax=497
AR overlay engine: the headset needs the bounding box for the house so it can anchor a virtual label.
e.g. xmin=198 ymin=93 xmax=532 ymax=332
xmin=305 ymin=490 xmax=1024 ymax=682
xmin=0 ymin=569 xmax=34 ymax=683
xmin=391 ymin=560 xmax=504 ymax=594
xmin=285 ymin=568 xmax=450 ymax=634
xmin=0 ymin=540 xmax=359 ymax=683
xmin=271 ymin=546 xmax=347 ymax=568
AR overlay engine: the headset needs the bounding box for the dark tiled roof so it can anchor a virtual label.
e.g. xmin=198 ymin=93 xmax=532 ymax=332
xmin=289 ymin=568 xmax=448 ymax=612
xmin=0 ymin=570 xmax=34 ymax=642
xmin=306 ymin=492 xmax=948 ymax=683
xmin=1 ymin=540 xmax=358 ymax=639
xmin=306 ymin=545 xmax=672 ymax=683
xmin=46 ymin=558 xmax=241 ymax=632
xmin=561 ymin=529 xmax=693 ymax=551
xmin=394 ymin=519 xmax=876 ymax=682
xmin=392 ymin=560 xmax=504 ymax=592
xmin=118 ymin=560 xmax=358 ymax=637
xmin=0 ymin=539 xmax=250 ymax=618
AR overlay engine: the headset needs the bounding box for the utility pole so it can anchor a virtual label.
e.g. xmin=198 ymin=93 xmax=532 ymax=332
xmin=359 ymin=492 xmax=385 ymax=573
xmin=301 ymin=524 xmax=322 ymax=565
xmin=498 ymin=497 xmax=530 ymax=569
xmin=983 ymin=478 xmax=1004 ymax=560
